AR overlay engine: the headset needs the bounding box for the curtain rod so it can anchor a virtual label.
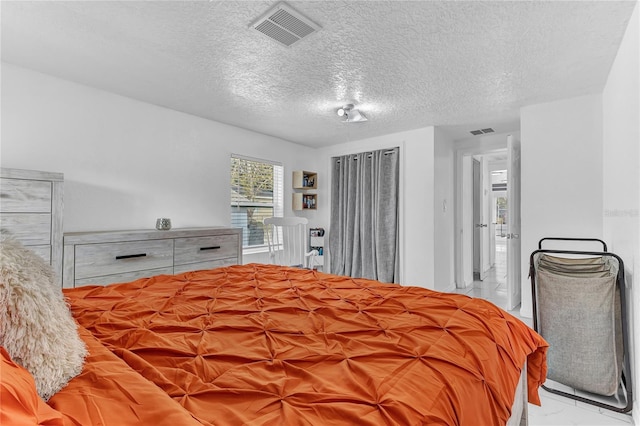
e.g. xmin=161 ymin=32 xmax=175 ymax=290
xmin=333 ymin=147 xmax=399 ymax=163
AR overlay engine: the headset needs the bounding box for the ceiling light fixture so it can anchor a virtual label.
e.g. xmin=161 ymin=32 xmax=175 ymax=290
xmin=337 ymin=104 xmax=368 ymax=123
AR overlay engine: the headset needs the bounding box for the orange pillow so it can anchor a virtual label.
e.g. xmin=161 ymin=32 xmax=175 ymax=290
xmin=0 ymin=347 xmax=65 ymax=425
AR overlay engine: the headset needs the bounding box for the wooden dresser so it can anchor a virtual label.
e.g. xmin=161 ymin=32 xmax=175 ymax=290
xmin=0 ymin=168 xmax=64 ymax=285
xmin=62 ymin=227 xmax=242 ymax=288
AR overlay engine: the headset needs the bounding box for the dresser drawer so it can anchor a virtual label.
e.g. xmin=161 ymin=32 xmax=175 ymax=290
xmin=74 ymin=239 xmax=174 ymax=280
xmin=74 ymin=266 xmax=174 ymax=287
xmin=173 ymin=258 xmax=237 ymax=275
xmin=0 ymin=178 xmax=52 ymax=213
xmin=0 ymin=213 xmax=52 ymax=246
xmin=174 ymin=234 xmax=239 ymax=266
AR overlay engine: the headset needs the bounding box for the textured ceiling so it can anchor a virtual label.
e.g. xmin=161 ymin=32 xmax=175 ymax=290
xmin=1 ymin=1 xmax=636 ymax=147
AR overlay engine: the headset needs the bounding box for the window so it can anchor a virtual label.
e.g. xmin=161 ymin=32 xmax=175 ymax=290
xmin=230 ymin=155 xmax=283 ymax=250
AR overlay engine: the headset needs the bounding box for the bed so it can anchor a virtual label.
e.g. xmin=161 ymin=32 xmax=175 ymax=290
xmin=1 ymin=168 xmax=548 ymax=426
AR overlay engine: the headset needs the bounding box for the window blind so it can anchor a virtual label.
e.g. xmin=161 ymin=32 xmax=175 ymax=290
xmin=230 ymin=155 xmax=283 ymax=249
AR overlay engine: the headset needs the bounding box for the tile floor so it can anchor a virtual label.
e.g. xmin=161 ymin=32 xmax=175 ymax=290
xmin=452 ymin=237 xmax=635 ymax=426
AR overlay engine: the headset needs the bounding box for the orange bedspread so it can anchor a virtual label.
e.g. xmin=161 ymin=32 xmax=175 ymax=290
xmin=48 ymin=327 xmax=202 ymax=426
xmin=62 ymin=264 xmax=547 ymax=426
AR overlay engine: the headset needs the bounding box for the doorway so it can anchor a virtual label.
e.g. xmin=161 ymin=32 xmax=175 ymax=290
xmin=476 ymin=168 xmax=509 ymax=303
xmin=454 ymin=139 xmax=521 ymax=313
xmin=472 ymin=155 xmax=508 ymax=303
xmin=490 ymin=170 xmax=508 ymax=291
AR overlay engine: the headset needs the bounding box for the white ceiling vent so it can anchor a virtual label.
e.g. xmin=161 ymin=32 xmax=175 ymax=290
xmin=470 ymin=128 xmax=495 ymax=136
xmin=250 ymin=2 xmax=321 ymax=47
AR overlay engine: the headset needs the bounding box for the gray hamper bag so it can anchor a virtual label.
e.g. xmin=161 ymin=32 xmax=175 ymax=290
xmin=530 ymin=238 xmax=632 ymax=414
xmin=536 ymin=255 xmax=622 ymax=396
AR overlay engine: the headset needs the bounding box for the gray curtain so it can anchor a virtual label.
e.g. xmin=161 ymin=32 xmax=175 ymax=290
xmin=329 ymin=147 xmax=399 ymax=283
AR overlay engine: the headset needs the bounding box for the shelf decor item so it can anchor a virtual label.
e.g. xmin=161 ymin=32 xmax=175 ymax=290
xmin=292 ymin=193 xmax=317 ymax=210
xmin=156 ymin=218 xmax=172 ymax=230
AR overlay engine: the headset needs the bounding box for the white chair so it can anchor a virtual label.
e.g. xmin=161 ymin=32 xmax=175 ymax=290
xmin=263 ymin=217 xmax=318 ymax=269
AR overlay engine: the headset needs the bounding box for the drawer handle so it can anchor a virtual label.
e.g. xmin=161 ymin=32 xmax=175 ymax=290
xmin=200 ymin=246 xmax=221 ymax=251
xmin=115 ymin=253 xmax=147 ymax=260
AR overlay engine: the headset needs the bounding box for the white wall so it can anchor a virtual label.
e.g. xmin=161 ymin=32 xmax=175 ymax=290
xmin=434 ymin=128 xmax=455 ymax=291
xmin=602 ymin=2 xmax=639 ymax=420
xmin=317 ymin=127 xmax=436 ymax=289
xmin=0 ymin=64 xmax=438 ymax=286
xmin=0 ymin=64 xmax=318 ymax=264
xmin=520 ymin=94 xmax=604 ymax=317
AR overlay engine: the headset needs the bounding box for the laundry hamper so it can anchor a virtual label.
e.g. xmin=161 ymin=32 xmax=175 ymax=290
xmin=529 ymin=238 xmax=633 ymax=413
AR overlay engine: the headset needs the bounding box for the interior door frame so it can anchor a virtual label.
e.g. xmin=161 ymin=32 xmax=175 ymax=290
xmin=453 ymin=138 xmax=509 ymax=289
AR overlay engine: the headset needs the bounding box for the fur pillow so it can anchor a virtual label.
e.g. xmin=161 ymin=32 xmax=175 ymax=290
xmin=0 ymin=236 xmax=86 ymax=400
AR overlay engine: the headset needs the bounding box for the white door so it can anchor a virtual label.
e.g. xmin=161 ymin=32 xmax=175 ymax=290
xmin=480 ymin=159 xmax=490 ymax=280
xmin=473 ymin=158 xmax=488 ymax=281
xmin=506 ymin=135 xmax=521 ymax=310
xmin=473 ymin=158 xmax=482 ymax=280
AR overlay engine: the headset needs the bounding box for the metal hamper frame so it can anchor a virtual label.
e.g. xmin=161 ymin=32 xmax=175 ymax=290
xmin=529 ymin=237 xmax=633 ymax=413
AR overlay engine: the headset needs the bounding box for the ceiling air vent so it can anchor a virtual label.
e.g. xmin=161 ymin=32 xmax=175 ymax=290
xmin=250 ymin=2 xmax=321 ymax=47
xmin=470 ymin=127 xmax=495 ymax=136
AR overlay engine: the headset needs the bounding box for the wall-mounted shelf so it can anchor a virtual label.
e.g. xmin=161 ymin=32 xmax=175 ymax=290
xmin=292 ymin=171 xmax=317 ymax=190
xmin=292 ymin=170 xmax=318 ymax=211
xmin=293 ymin=193 xmax=317 ymax=210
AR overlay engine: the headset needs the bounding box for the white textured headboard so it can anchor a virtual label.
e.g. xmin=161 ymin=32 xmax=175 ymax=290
xmin=0 ymin=168 xmax=64 ymax=285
